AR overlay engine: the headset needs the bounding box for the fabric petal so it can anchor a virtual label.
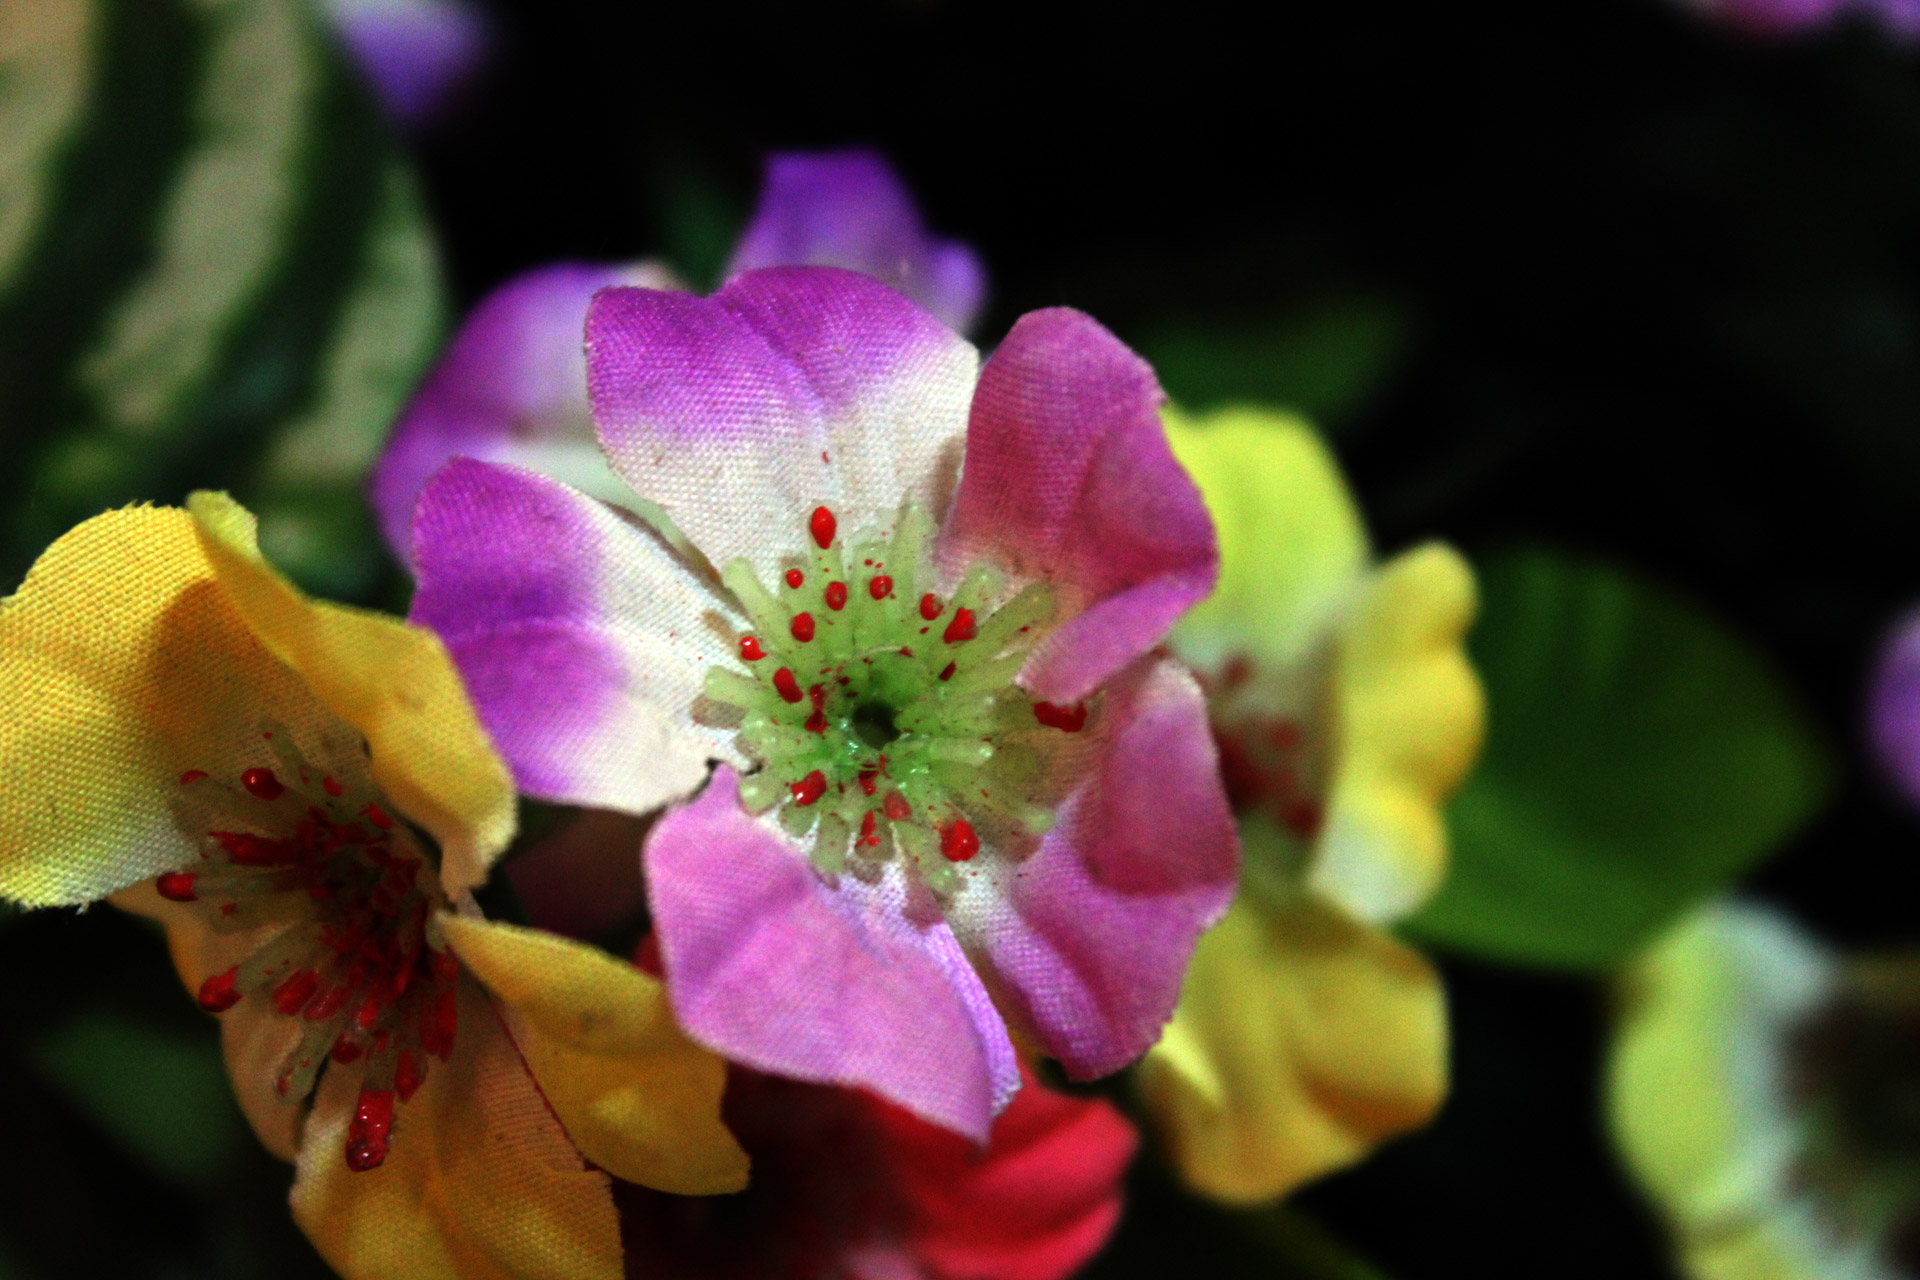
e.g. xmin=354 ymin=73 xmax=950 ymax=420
xmin=1139 ymin=879 xmax=1446 ymax=1204
xmin=409 ymin=458 xmax=738 ymax=814
xmin=112 ymin=880 xmax=309 ymax=1162
xmin=1161 ymin=406 xmax=1369 ymax=677
xmin=974 ymin=657 xmax=1239 ymax=1079
xmin=939 ymin=309 xmax=1217 ymax=704
xmin=291 ymin=981 xmax=623 ymax=1280
xmin=369 ymin=261 xmax=676 ymax=564
xmin=440 ymin=914 xmax=748 ymax=1195
xmin=875 ymin=1064 xmax=1137 ymax=1280
xmin=0 ymin=506 xmax=342 ymax=906
xmin=645 ymin=767 xmax=1005 ymax=1140
xmin=726 ymin=149 xmax=986 ymax=333
xmin=188 ymin=492 xmax=515 ymax=897
xmin=1313 ymin=542 xmax=1483 ymax=924
xmin=586 ymin=267 xmax=977 ymax=585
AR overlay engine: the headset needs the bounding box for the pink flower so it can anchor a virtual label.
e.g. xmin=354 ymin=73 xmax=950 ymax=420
xmin=406 ymin=266 xmax=1238 ymax=1137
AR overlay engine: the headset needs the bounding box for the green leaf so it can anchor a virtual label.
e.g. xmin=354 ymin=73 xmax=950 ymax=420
xmin=1404 ymin=544 xmax=1834 ymax=971
xmin=0 ymin=0 xmax=445 ymax=598
xmin=1132 ymin=295 xmax=1411 ymax=429
xmin=22 ymin=1010 xmax=249 ymax=1191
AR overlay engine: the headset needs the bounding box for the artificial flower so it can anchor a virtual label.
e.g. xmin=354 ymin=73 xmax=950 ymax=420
xmin=0 ymin=497 xmax=746 ymax=1280
xmin=320 ymin=0 xmax=489 ymax=129
xmin=369 ymin=147 xmax=979 ymax=561
xmin=406 ymin=265 xmax=1239 ymax=1140
xmin=1610 ymin=900 xmax=1920 ymax=1280
xmin=1136 ymin=405 xmax=1483 ymax=1203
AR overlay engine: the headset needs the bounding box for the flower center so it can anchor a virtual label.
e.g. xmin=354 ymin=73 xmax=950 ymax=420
xmin=1203 ymin=655 xmax=1327 ymax=840
xmin=701 ymin=504 xmax=1089 ymax=898
xmin=163 ymin=728 xmax=457 ymax=1172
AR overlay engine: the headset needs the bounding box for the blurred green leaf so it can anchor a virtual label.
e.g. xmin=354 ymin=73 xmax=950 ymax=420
xmin=0 ymin=0 xmax=444 ymax=598
xmin=1133 ymin=295 xmax=1410 ymax=429
xmin=1405 ymin=544 xmax=1834 ymax=971
xmin=1230 ymin=1205 xmax=1388 ymax=1280
xmin=22 ymin=1011 xmax=248 ymax=1192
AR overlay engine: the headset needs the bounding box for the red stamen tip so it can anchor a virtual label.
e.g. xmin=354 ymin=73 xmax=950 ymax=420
xmin=869 ymin=575 xmax=893 ymax=600
xmin=943 ymin=608 xmax=977 ymax=644
xmin=241 ymin=767 xmax=284 ymax=800
xmin=322 ymin=775 xmax=344 ymax=796
xmin=365 ymin=802 xmax=394 ymax=830
xmin=941 ymin=818 xmax=980 ymax=862
xmin=740 ymin=635 xmax=766 ymax=661
xmin=939 ymin=662 xmax=957 ymax=682
xmin=1034 ymin=701 xmax=1089 ymax=733
xmin=197 ymin=966 xmax=241 ymax=1012
xmin=157 ymin=871 xmax=198 ymax=902
xmin=883 ymin=791 xmax=913 ymax=821
xmin=810 ymin=506 xmax=837 ymax=549
xmin=178 ymin=769 xmax=208 ymax=786
xmin=919 ymin=593 xmax=942 ymax=620
xmin=774 ymin=668 xmax=803 ymax=703
xmin=791 ymin=770 xmax=828 ymax=806
xmin=790 ymin=612 xmax=816 ymax=643
xmin=825 ymin=581 xmax=848 ymax=611
xmin=345 ymin=1089 xmax=396 ymax=1172
xmin=785 ymin=568 xmax=805 ymax=589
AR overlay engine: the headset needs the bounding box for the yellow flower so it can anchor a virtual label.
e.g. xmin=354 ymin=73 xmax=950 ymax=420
xmin=1611 ymin=901 xmax=1920 ymax=1280
xmin=1137 ymin=406 xmax=1484 ymax=1203
xmin=0 ymin=496 xmax=747 ymax=1280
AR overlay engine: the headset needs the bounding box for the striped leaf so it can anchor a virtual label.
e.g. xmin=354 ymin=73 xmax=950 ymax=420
xmin=0 ymin=0 xmax=444 ymax=598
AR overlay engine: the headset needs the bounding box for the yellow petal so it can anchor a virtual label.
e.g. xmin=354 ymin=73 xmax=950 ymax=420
xmin=0 ymin=506 xmax=342 ymax=906
xmin=1163 ymin=405 xmax=1368 ymax=677
xmin=441 ymin=914 xmax=748 ymax=1196
xmin=1315 ymin=542 xmax=1484 ymax=923
xmin=112 ymin=880 xmax=309 ymax=1161
xmin=1139 ymin=865 xmax=1447 ymax=1204
xmin=291 ymin=980 xmax=623 ymax=1280
xmin=187 ymin=492 xmax=515 ymax=896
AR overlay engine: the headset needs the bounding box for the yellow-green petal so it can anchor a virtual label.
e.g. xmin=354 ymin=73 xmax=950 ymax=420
xmin=1315 ymin=542 xmax=1483 ymax=923
xmin=291 ymin=981 xmax=623 ymax=1280
xmin=187 ymin=491 xmax=515 ymax=896
xmin=1163 ymin=405 xmax=1368 ymax=678
xmin=1140 ymin=879 xmax=1446 ymax=1204
xmin=441 ymin=914 xmax=749 ymax=1196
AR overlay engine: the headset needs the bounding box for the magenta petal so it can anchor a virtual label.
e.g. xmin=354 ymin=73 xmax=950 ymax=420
xmin=409 ymin=458 xmax=735 ymax=814
xmin=938 ymin=308 xmax=1217 ymax=704
xmin=979 ymin=657 xmax=1238 ymax=1079
xmin=370 ymin=261 xmax=674 ymax=564
xmin=1872 ymin=606 xmax=1920 ymax=810
xmin=586 ymin=267 xmax=976 ymax=583
xmin=647 ymin=769 xmax=1009 ymax=1140
xmin=727 ymin=149 xmax=986 ymax=334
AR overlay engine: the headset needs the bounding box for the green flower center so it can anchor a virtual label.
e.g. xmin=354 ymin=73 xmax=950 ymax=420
xmin=702 ymin=502 xmax=1089 ymax=898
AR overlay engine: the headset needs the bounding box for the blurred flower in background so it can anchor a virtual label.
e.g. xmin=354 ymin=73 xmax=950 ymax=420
xmin=1138 ymin=406 xmax=1483 ymax=1203
xmin=318 ymin=0 xmax=489 ymax=130
xmin=1681 ymin=0 xmax=1920 ymax=40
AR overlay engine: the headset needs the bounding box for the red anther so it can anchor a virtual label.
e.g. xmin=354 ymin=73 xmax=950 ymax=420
xmin=740 ymin=635 xmax=766 ymax=661
xmin=179 ymin=769 xmax=208 ymax=786
xmin=356 ymin=993 xmax=384 ymax=1031
xmin=272 ymin=969 xmax=321 ymax=1016
xmin=1033 ymin=701 xmax=1089 ymax=733
xmin=883 ymin=791 xmax=913 ymax=821
xmin=242 ymin=767 xmax=284 ymax=800
xmin=395 ymin=1051 xmax=424 ymax=1103
xmin=323 ymin=775 xmax=344 ymax=796
xmin=345 ymin=1089 xmax=396 ymax=1172
xmin=869 ymin=575 xmax=893 ymax=600
xmin=859 ymin=811 xmax=878 ymax=845
xmin=805 ymin=685 xmax=828 ymax=734
xmin=805 ymin=710 xmax=828 ymax=735
xmin=943 ymin=608 xmax=977 ymax=643
xmin=198 ymin=966 xmax=241 ymax=1012
xmin=810 ymin=684 xmax=828 ymax=711
xmin=939 ymin=662 xmax=957 ymax=682
xmin=810 ymin=506 xmax=837 ymax=549
xmin=214 ymin=830 xmax=291 ymax=865
xmin=790 ymin=612 xmax=816 ymax=642
xmin=941 ymin=818 xmax=980 ymax=862
xmin=774 ymin=668 xmax=804 ymax=703
xmin=920 ymin=593 xmax=942 ymax=620
xmin=898 ymin=646 xmax=914 ymax=658
xmin=634 ymin=932 xmax=664 ymax=977
xmin=330 ymin=1036 xmax=364 ymax=1064
xmin=791 ymin=771 xmax=828 ymax=806
xmin=825 ymin=581 xmax=848 ymax=611
xmin=157 ymin=871 xmax=198 ymax=902
xmin=858 ymin=768 xmax=879 ymax=796
xmin=365 ymin=803 xmax=394 ymax=831
xmin=786 ymin=568 xmax=806 ymax=589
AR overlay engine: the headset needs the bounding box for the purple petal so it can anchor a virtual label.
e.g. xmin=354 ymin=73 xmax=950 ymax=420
xmin=370 ymin=262 xmax=675 ymax=564
xmin=1872 ymin=606 xmax=1920 ymax=809
xmin=646 ymin=768 xmax=1011 ymax=1140
xmin=409 ymin=458 xmax=738 ymax=814
xmin=586 ymin=267 xmax=976 ymax=584
xmin=727 ymin=149 xmax=986 ymax=334
xmin=976 ymin=657 xmax=1238 ymax=1079
xmin=322 ymin=0 xmax=488 ymax=129
xmin=938 ymin=308 xmax=1218 ymax=704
